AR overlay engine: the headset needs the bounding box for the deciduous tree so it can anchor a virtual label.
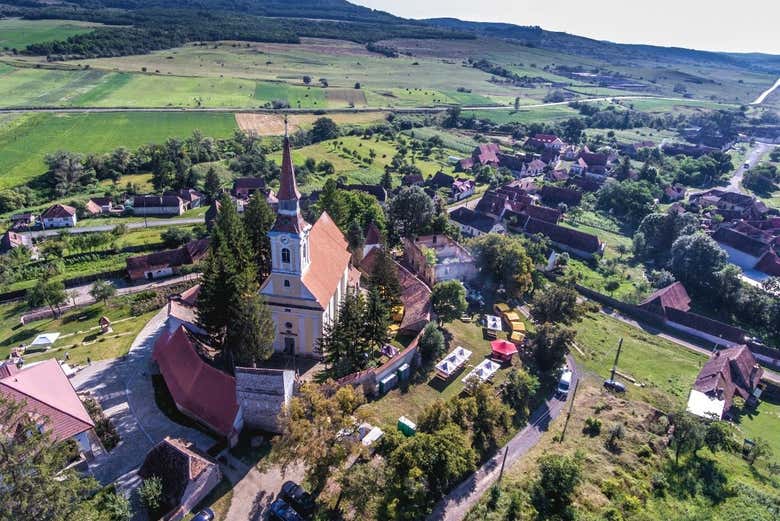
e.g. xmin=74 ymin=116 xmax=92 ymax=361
xmin=431 ymin=280 xmax=467 ymax=324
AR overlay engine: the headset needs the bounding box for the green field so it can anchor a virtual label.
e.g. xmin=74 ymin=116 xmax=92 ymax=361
xmin=0 ymin=112 xmax=237 ymax=189
xmin=463 ymin=105 xmax=579 ymax=124
xmin=0 ymin=18 xmax=100 ymax=50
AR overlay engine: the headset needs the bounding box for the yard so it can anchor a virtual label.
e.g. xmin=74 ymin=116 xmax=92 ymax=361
xmin=573 ymin=312 xmax=706 ymax=411
xmin=360 ymin=316 xmax=528 ymax=427
xmin=0 ymin=300 xmax=157 ymax=365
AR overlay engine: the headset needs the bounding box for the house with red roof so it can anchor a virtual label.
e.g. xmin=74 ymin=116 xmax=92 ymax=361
xmin=458 ymin=143 xmax=501 ymax=171
xmin=687 ymin=345 xmax=763 ymax=419
xmin=153 ymin=326 xmax=242 ymax=446
xmin=260 ymin=134 xmax=355 ymax=357
xmin=0 ymin=359 xmax=97 ymax=457
xmin=524 ymin=134 xmax=565 ymax=151
xmin=126 ymin=239 xmax=209 ymax=281
xmin=41 ymin=204 xmax=77 ymax=228
xmin=0 ymin=230 xmax=33 ymax=255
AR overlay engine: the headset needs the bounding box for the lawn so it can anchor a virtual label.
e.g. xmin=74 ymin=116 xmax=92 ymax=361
xmin=463 ymin=105 xmax=579 ymax=124
xmin=0 ymin=18 xmax=101 ymax=50
xmin=0 ymin=112 xmax=237 ymax=190
xmin=0 ymin=300 xmax=157 ymax=365
xmin=360 ymin=317 xmax=526 ymax=427
xmin=583 ymin=126 xmax=679 ymax=145
xmin=573 ymin=312 xmax=706 ymax=411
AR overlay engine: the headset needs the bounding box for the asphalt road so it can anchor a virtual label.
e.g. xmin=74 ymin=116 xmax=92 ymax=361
xmin=726 ymin=141 xmax=772 ymax=194
xmin=20 ymin=216 xmax=204 ymax=238
xmin=0 ymin=95 xmax=705 ymax=115
xmin=751 ymin=77 xmax=780 ymax=105
xmin=427 ymin=357 xmax=579 ymax=521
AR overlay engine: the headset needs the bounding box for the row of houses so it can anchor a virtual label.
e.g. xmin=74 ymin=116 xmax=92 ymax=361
xmin=449 ymin=182 xmax=604 ymax=259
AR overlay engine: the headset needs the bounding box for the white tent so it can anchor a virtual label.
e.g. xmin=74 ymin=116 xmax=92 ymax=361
xmin=29 ymin=333 xmax=60 ymax=349
xmin=462 ymin=359 xmax=501 ymax=384
xmin=485 ymin=315 xmax=502 ymax=332
xmin=686 ymin=389 xmax=725 ymax=419
xmin=435 ymin=346 xmax=473 ymax=379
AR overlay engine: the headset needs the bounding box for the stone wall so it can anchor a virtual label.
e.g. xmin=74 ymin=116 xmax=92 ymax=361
xmin=235 ymin=367 xmax=294 ymax=433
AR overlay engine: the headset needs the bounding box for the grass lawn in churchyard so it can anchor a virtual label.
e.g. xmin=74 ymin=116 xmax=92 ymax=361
xmin=0 ymin=112 xmax=237 ymax=190
xmin=0 ymin=301 xmax=157 ymax=365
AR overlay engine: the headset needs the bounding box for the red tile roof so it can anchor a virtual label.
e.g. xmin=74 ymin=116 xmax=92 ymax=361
xmin=126 ymin=239 xmax=209 ymax=280
xmin=523 ymin=218 xmax=602 ymax=254
xmin=693 ymin=345 xmax=762 ymax=413
xmin=540 ymin=185 xmax=582 ymax=206
xmin=301 ymin=212 xmax=351 ymax=308
xmin=41 ymin=204 xmax=76 ymax=219
xmin=0 ymin=359 xmax=94 ymax=441
xmin=756 ymin=250 xmax=780 ymax=276
xmin=639 ymin=282 xmax=691 ymax=314
xmin=153 ymin=327 xmax=239 ymax=437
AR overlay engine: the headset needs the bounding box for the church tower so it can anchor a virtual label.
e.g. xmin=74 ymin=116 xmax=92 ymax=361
xmin=269 ymin=127 xmax=311 ymax=276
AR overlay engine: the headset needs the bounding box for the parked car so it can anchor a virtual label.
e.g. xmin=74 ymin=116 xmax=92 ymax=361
xmin=191 ymin=508 xmax=215 ymax=521
xmin=280 ymin=480 xmax=316 ymax=516
xmin=268 ymin=498 xmax=305 ymax=521
xmin=603 ymin=379 xmax=626 ymax=393
xmin=556 ymin=370 xmax=573 ymax=398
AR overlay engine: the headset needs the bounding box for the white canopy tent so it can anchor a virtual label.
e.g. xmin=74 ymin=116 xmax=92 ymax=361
xmin=435 ymin=346 xmax=473 ymax=379
xmin=462 ymin=358 xmax=501 ymax=385
xmin=29 ymin=333 xmax=60 ymax=349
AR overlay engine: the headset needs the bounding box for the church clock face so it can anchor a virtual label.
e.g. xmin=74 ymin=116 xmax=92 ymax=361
xmin=280 ymin=235 xmax=290 ymax=245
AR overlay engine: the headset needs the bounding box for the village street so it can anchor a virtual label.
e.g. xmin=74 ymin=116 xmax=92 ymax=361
xmin=427 ymin=357 xmax=579 ymax=521
xmin=20 ymin=216 xmax=205 ymax=239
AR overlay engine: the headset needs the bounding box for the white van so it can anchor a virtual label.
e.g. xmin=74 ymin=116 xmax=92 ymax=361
xmin=557 ymin=370 xmax=573 ymax=398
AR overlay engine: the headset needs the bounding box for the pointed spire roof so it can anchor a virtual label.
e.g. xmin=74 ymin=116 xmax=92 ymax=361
xmin=278 ymin=133 xmax=301 ymax=201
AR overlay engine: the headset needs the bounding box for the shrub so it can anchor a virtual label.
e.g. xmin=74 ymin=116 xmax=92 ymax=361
xmin=583 ymin=417 xmax=602 ymax=436
xmin=102 ymin=492 xmax=132 ymax=521
xmin=606 ymin=423 xmax=625 ymax=453
xmin=138 ymin=476 xmax=163 ymax=513
xmin=651 ymin=472 xmax=668 ymax=497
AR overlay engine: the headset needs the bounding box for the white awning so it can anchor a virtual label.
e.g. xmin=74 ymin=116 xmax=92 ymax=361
xmin=30 ymin=333 xmax=60 ymax=347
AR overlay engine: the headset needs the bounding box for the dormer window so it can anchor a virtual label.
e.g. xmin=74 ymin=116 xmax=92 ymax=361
xmin=281 ymin=248 xmax=291 ymax=263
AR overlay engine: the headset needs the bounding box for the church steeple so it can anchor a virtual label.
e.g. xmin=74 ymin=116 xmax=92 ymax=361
xmin=272 ymin=119 xmax=308 ymax=234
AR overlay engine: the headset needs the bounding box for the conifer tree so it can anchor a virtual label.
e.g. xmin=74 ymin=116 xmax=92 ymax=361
xmin=370 ymin=247 xmax=401 ymax=304
xmin=226 ymin=289 xmax=275 ymax=367
xmin=363 ymin=287 xmax=390 ymax=350
xmin=204 ymin=166 xmax=221 ymax=201
xmin=243 ymin=191 xmax=276 ymax=279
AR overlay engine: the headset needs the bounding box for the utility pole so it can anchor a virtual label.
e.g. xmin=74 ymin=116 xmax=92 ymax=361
xmin=610 ymin=337 xmax=623 ymax=382
xmin=559 ymin=378 xmax=579 ymax=443
xmin=497 ymin=444 xmax=510 ymax=484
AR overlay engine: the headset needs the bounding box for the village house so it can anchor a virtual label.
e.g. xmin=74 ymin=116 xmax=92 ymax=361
xmin=259 ymin=135 xmax=356 ymax=357
xmin=711 ymin=224 xmax=780 ymax=279
xmin=449 ymin=207 xmax=506 ymax=237
xmin=686 ymin=345 xmax=763 ymax=420
xmin=450 ymin=178 xmax=476 ymax=202
xmin=662 ymin=184 xmax=687 ymax=202
xmin=522 ymin=158 xmax=547 ymax=177
xmin=152 ymin=326 xmax=243 ymax=446
xmin=560 ymin=145 xmax=579 ymax=161
xmin=0 ymin=230 xmax=33 ymax=255
xmin=428 ymin=171 xmax=455 ymax=190
xmin=519 ymin=216 xmax=604 ymax=259
xmin=403 ymin=234 xmax=477 ymax=287
xmin=166 ymin=285 xmax=207 ymax=336
xmin=126 ymin=238 xmax=209 ymax=281
xmin=402 ymin=173 xmax=424 ymax=186
xmin=458 ymin=143 xmax=501 ymax=171
xmin=132 ymin=195 xmax=186 ymax=216
xmin=41 ymin=204 xmax=77 ymax=228
xmin=138 ymin=437 xmax=222 ymax=521
xmin=524 ymin=133 xmax=565 ymax=151
xmin=689 ymin=190 xmax=768 ymax=221
xmin=84 ymin=197 xmax=115 ymax=216
xmin=10 ymin=212 xmax=36 ymax=231
xmin=164 ymin=188 xmax=204 ymax=210
xmin=540 ymin=185 xmax=582 ymax=207
xmin=362 ymin=222 xmax=383 ymax=260
xmin=0 ymin=359 xmax=98 ymax=458
xmin=232 ymin=177 xmax=268 ymax=199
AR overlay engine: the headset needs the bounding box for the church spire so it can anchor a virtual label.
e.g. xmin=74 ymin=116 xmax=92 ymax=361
xmin=278 ymin=117 xmax=301 ymax=202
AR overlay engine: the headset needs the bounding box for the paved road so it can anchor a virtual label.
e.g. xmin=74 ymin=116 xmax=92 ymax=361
xmin=751 ymin=77 xmax=780 ymax=105
xmin=71 ymin=307 xmax=214 ymax=485
xmin=21 ymin=216 xmax=204 ymax=239
xmin=426 ymin=357 xmax=578 ymax=521
xmin=0 ymin=95 xmax=706 ymax=116
xmin=222 ymin=455 xmax=305 ymax=521
xmin=725 ymin=141 xmax=772 ymax=194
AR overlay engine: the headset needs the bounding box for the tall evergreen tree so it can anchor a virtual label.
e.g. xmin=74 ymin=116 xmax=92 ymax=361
xmin=225 ymin=290 xmax=275 ymax=367
xmin=363 ymin=287 xmax=390 ymax=350
xmin=370 ymin=247 xmax=402 ymax=304
xmin=243 ymin=191 xmax=276 ymax=279
xmin=198 ymin=194 xmax=272 ymax=369
xmin=203 ymin=166 xmax=221 ymax=201
xmin=319 ymin=290 xmax=374 ymax=378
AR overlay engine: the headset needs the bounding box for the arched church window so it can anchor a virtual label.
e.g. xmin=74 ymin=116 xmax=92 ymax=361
xmin=284 ymin=279 xmax=291 ymax=287
xmin=281 ymin=248 xmax=291 ymax=263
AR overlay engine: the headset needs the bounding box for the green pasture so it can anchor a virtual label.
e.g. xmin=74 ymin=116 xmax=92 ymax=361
xmin=463 ymin=105 xmax=579 ymax=124
xmin=0 ymin=18 xmax=100 ymax=50
xmin=0 ymin=112 xmax=237 ymax=190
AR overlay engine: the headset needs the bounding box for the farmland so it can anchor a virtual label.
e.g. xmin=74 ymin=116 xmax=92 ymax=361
xmin=0 ymin=18 xmax=102 ymax=50
xmin=0 ymin=112 xmax=237 ymax=190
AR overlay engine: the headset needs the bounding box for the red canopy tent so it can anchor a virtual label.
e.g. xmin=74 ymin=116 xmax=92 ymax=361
xmin=490 ymin=339 xmax=518 ymax=362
